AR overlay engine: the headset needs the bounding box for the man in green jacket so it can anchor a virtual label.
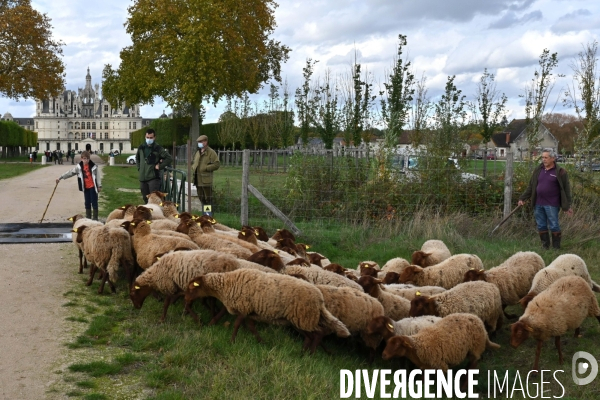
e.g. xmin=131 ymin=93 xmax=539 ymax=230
xmin=518 ymin=148 xmax=573 ymax=249
xmin=136 ymin=128 xmax=172 ymax=204
xmin=191 ymin=134 xmax=220 ymax=213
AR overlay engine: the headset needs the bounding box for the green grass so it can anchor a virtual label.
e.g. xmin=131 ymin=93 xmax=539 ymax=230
xmin=54 ymin=163 xmax=600 ymax=399
xmin=0 ymin=162 xmax=47 ymax=179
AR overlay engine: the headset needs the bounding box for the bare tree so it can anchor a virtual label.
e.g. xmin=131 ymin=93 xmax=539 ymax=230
xmin=408 ymin=74 xmax=431 ymax=147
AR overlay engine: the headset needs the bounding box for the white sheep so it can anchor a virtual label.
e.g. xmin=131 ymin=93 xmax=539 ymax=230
xmin=411 ymin=239 xmax=452 ymax=267
xmin=383 ymin=284 xmax=446 ymax=301
xmin=510 ymin=275 xmax=600 ymax=372
xmin=284 ymin=264 xmax=363 ymax=291
xmin=365 ymin=315 xmax=442 ymax=343
xmin=68 ymin=214 xmax=103 ymax=273
xmin=398 ymin=254 xmax=483 ymax=289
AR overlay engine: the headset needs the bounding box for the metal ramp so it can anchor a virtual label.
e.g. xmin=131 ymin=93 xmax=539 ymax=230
xmin=0 ymin=223 xmax=73 ymax=244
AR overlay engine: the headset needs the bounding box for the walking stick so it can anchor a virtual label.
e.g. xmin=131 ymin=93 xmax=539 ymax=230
xmin=40 ymin=181 xmax=59 ymax=223
xmin=489 ymin=204 xmax=522 ymax=237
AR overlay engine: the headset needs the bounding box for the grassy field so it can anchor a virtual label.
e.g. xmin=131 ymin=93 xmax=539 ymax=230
xmin=0 ymin=162 xmax=47 ymax=180
xmin=49 ymin=164 xmax=600 ymax=399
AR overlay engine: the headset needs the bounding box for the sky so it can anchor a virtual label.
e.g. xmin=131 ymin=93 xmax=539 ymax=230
xmin=2 ymin=0 xmax=600 ymax=125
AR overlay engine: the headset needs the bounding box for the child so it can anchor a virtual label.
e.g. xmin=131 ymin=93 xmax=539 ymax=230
xmin=56 ymin=151 xmax=102 ymax=220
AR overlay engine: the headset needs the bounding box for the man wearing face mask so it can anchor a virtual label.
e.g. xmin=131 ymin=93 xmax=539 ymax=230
xmin=136 ymin=128 xmax=172 ymax=204
xmin=191 ymin=134 xmax=220 ymax=213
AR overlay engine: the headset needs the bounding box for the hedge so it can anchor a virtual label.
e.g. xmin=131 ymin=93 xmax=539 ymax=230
xmin=0 ymin=120 xmax=38 ymax=147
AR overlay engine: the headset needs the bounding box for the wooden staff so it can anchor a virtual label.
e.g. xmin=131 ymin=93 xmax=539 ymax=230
xmin=40 ymin=181 xmax=59 ymax=223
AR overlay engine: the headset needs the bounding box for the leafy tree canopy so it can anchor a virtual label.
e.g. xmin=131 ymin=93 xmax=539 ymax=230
xmin=0 ymin=0 xmax=65 ymax=100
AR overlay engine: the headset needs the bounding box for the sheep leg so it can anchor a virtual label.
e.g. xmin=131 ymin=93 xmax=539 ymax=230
xmin=309 ymin=331 xmax=327 ymax=355
xmin=301 ymin=331 xmax=313 ymax=352
xmin=97 ymin=270 xmax=110 ymax=294
xmin=574 ymin=327 xmax=582 ymax=338
xmin=208 ymin=308 xmax=228 ymax=326
xmin=86 ymin=264 xmax=97 ymax=286
xmin=244 ymin=318 xmax=263 ymax=343
xmin=160 ymin=296 xmax=175 ymax=322
xmin=230 ymin=314 xmax=246 ymax=343
xmin=532 ymin=340 xmax=543 ymax=373
xmin=183 ymin=300 xmax=201 ymax=324
xmin=555 ymin=336 xmax=564 ymax=364
xmin=78 ymin=249 xmax=84 ymax=273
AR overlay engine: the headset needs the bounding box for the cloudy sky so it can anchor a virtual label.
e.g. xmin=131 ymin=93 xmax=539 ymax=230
xmin=2 ymin=0 xmax=600 ymax=124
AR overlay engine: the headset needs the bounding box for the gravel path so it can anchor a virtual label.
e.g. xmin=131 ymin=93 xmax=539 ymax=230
xmin=0 ymin=156 xmax=104 ymax=399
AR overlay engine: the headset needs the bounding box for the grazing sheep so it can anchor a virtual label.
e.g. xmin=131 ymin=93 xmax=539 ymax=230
xmin=271 ymin=228 xmax=296 ymax=243
xmin=246 ymin=249 xmax=285 ymax=272
xmin=383 ymin=285 xmax=446 ymax=301
xmin=398 ymin=254 xmax=483 ymax=289
xmin=68 ymin=214 xmax=103 ymax=273
xmin=184 ymin=269 xmax=351 ymax=348
xmin=464 ymin=251 xmax=545 ymax=318
xmin=357 ymin=276 xmax=411 ymax=321
xmin=519 ymin=254 xmax=600 ymax=309
xmin=381 ymin=257 xmax=411 ymax=275
xmin=285 ymin=265 xmax=363 ymax=291
xmin=199 ymin=220 xmax=262 ymax=253
xmin=409 ymin=281 xmax=504 ymax=332
xmin=130 ymin=249 xmax=240 ymax=322
xmin=250 ymin=226 xmax=270 ymax=242
xmin=129 ymin=219 xmax=199 ymax=270
xmin=176 ymin=219 xmax=252 ymax=259
xmin=307 ymin=252 xmax=331 ymax=267
xmin=323 ymin=263 xmax=347 ymax=275
xmin=510 ymin=276 xmax=600 ymax=372
xmin=365 ymin=315 xmax=442 ymax=343
xmin=382 ymin=313 xmax=500 ymax=372
xmin=359 ymin=261 xmax=381 ymax=277
xmin=313 ymin=285 xmax=385 ymax=355
xmin=73 ymin=225 xmax=134 ymax=293
xmin=411 ymin=239 xmax=452 ymax=267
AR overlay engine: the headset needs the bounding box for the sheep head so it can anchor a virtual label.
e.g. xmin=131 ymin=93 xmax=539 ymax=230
xmin=129 ymin=283 xmax=154 ymax=309
xmin=382 ymin=272 xmax=400 ymax=284
xmin=185 ymin=276 xmax=211 ymax=303
xmin=398 ymin=265 xmax=423 ymax=284
xmin=175 ymin=212 xmax=196 ymax=222
xmin=276 ymin=237 xmax=296 ymax=249
xmin=411 ymin=250 xmax=433 ymax=267
xmin=510 ymin=321 xmax=534 ymax=348
xmin=68 ymin=214 xmax=84 ymax=226
xmin=133 ymin=206 xmax=153 ymax=221
xmin=175 ymin=219 xmax=192 ymax=234
xmin=308 ymin=253 xmax=326 ymax=267
xmin=252 ymin=226 xmax=270 ymax=241
xmin=120 ymin=220 xmax=134 ymax=235
xmin=271 ymin=228 xmax=296 ymax=242
xmin=357 ymin=275 xmax=383 ymax=298
xmin=247 ymin=249 xmax=285 ymax=272
xmin=147 ymin=191 xmax=168 ymax=203
xmin=324 ymin=263 xmax=346 ymax=275
xmin=344 ymin=272 xmax=359 ymax=282
xmin=463 ymin=268 xmax=486 ymax=283
xmin=409 ymin=294 xmax=437 ymax=317
xmin=198 ymin=219 xmax=214 ymax=233
xmin=238 ymin=228 xmax=258 ymax=245
xmin=382 ymin=336 xmax=413 ymax=360
xmin=160 ymin=201 xmax=179 ymax=213
xmin=286 ymin=258 xmax=311 ymax=267
xmin=130 ymin=218 xmax=151 ymax=235
xmin=365 ymin=316 xmax=396 ymax=341
xmin=359 ymin=262 xmax=379 ymax=277
xmin=72 ymin=225 xmax=87 ymax=243
xmin=519 ymin=291 xmax=538 ymax=309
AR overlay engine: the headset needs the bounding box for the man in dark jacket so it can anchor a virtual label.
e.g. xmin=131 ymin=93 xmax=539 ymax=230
xmin=191 ymin=134 xmax=220 ymax=214
xmin=136 ymin=128 xmax=172 ymax=204
xmin=518 ymin=149 xmax=573 ymax=249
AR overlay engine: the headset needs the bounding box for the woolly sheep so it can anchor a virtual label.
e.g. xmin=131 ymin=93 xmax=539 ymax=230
xmin=383 ymin=284 xmax=446 ymax=301
xmin=510 ymin=276 xmax=600 ymax=371
xmin=464 ymin=251 xmax=544 ymax=318
xmin=140 ymin=203 xmax=166 ymax=219
xmin=176 ymin=219 xmax=252 ymax=259
xmin=398 ymin=254 xmax=483 ymax=289
xmin=158 ymin=200 xmax=180 ymax=220
xmin=148 ymin=218 xmax=180 ymax=231
xmin=129 ymin=219 xmax=199 ymax=270
xmin=146 ymin=190 xmax=168 ymax=205
xmin=285 ymin=265 xmax=363 ymax=291
xmin=411 ymin=239 xmax=452 ymax=267
xmin=365 ymin=315 xmax=442 ymax=343
xmin=520 ymin=254 xmax=600 ymax=308
xmin=105 ymin=204 xmax=134 ymax=222
xmin=184 ymin=269 xmax=351 ymax=348
xmin=198 ymin=220 xmax=263 ymax=253
xmin=382 ymin=313 xmax=500 ymax=371
xmin=357 ymin=276 xmax=411 ymax=321
xmin=130 ymin=249 xmax=241 ymax=321
xmin=381 ymin=257 xmax=411 ymax=275
xmin=409 ymin=281 xmax=503 ymax=332
xmin=68 ymin=214 xmax=103 ymax=273
xmin=246 ymin=249 xmax=286 ymax=272
xmin=73 ymin=224 xmax=134 ymax=293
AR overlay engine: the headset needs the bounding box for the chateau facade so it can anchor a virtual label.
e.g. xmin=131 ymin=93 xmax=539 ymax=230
xmin=2 ymin=68 xmax=154 ymax=154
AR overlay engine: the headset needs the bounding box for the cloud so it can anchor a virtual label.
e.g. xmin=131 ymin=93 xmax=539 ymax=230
xmin=488 ymin=10 xmax=543 ymax=29
xmin=551 ymin=9 xmax=600 ymax=33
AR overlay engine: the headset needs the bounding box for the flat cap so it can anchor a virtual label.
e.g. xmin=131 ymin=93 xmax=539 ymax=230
xmin=197 ymin=135 xmax=208 ymax=142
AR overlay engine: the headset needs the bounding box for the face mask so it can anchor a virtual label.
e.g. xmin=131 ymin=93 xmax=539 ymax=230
xmin=198 ymin=143 xmax=204 ymax=149
xmin=145 ymin=138 xmax=154 ymax=145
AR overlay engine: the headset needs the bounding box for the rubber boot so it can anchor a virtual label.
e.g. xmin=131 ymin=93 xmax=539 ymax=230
xmin=85 ymin=209 xmax=92 ymax=219
xmin=539 ymin=231 xmax=550 ymax=250
xmin=92 ymin=209 xmax=98 ymax=221
xmin=552 ymin=231 xmax=562 ymax=249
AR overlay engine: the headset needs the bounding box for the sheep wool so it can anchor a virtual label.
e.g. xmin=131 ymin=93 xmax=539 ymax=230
xmin=383 ymin=285 xmax=446 ymax=301
xmin=285 ymin=265 xmax=363 ymax=291
xmin=176 ymin=219 xmax=252 ymax=259
xmin=382 ymin=313 xmax=500 ymax=371
xmin=410 ymin=281 xmax=503 ymax=332
xmin=69 ymin=214 xmax=103 ymax=273
xmin=381 ymin=257 xmax=411 ymax=275
xmin=358 ymin=276 xmax=412 ymax=321
xmin=399 ymin=254 xmax=483 ymax=289
xmin=411 ymin=239 xmax=452 ymax=267
xmin=185 ymin=269 xmax=351 ymax=339
xmin=366 ymin=315 xmax=442 ymax=343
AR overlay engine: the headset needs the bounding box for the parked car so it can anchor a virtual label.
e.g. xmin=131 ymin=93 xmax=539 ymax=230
xmin=126 ymin=155 xmax=136 ymax=165
xmin=486 ymin=153 xmax=496 ymax=160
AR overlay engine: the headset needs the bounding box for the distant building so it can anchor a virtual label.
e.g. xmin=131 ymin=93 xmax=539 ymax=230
xmin=1 ymin=68 xmax=154 ymax=153
xmin=488 ymin=119 xmax=558 ymax=160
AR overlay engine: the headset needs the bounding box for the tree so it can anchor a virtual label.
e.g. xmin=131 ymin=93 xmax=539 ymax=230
xmin=522 ymin=49 xmax=559 ymax=160
xmin=0 ymin=0 xmax=65 ymax=100
xmin=310 ymin=70 xmax=341 ymax=150
xmin=295 ymin=59 xmax=317 ymax=147
xmin=429 ymin=75 xmax=467 ymax=159
xmin=408 ymin=74 xmax=431 ymax=147
xmin=102 ymin=0 xmax=290 ymax=143
xmin=470 ymin=69 xmax=507 ymax=176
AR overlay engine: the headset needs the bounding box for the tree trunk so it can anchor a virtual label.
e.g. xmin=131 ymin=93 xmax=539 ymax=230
xmin=190 ymin=103 xmax=202 ymax=143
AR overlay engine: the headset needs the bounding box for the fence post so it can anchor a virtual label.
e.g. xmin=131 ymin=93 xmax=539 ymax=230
xmin=503 ymin=151 xmax=514 ymax=218
xmin=187 ymin=140 xmax=192 ymax=213
xmin=241 ymin=149 xmax=250 ymax=226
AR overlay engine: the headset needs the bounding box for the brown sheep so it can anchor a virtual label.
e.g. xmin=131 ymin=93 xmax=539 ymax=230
xmin=398 ymin=254 xmax=483 ymax=289
xmin=246 ymin=249 xmax=285 ymax=272
xmin=271 ymin=228 xmax=296 ymax=243
xmin=411 ymin=239 xmax=452 ymax=267
xmin=324 ymin=263 xmax=346 ymax=275
xmin=176 ymin=219 xmax=252 ymax=259
xmin=357 ymin=276 xmax=411 ymax=320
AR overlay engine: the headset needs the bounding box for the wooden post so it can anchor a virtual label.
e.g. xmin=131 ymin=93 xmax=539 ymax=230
xmin=504 ymin=151 xmax=514 ymax=218
xmin=187 ymin=140 xmax=192 ymax=213
xmin=241 ymin=149 xmax=250 ymax=226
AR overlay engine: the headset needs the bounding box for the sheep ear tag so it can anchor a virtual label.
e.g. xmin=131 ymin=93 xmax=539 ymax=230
xmin=524 ymin=325 xmax=534 ymax=332
xmin=146 ymin=220 xmax=152 ymax=224
xmin=274 ymin=250 xmax=279 ymax=254
xmin=174 ymin=214 xmax=180 ymax=219
xmin=305 ymin=245 xmax=310 ymax=249
xmin=68 ymin=217 xmax=74 ymax=221
xmin=416 ymin=291 xmax=421 ymax=296
xmin=71 ymin=228 xmax=78 ymax=233
xmin=159 ymin=202 xmax=163 ymax=206
xmin=134 ymin=286 xmax=140 ymax=290
xmin=193 ymin=282 xmax=200 ymax=287
xmin=387 ymin=323 xmax=394 ymax=331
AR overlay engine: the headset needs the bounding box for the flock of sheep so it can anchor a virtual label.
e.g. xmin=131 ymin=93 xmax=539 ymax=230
xmin=68 ymin=191 xmax=600 ymax=380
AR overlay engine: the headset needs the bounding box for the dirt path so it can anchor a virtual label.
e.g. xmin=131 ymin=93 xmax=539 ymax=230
xmin=0 ymin=155 xmax=104 ymax=399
